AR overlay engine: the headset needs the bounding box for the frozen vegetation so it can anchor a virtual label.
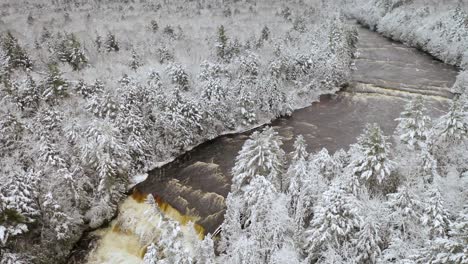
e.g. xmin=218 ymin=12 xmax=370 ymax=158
xmin=0 ymin=0 xmax=356 ymax=263
xmin=1 ymin=0 xmax=467 ymax=263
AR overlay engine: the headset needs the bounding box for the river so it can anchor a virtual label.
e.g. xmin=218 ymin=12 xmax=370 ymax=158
xmin=82 ymin=24 xmax=458 ymax=263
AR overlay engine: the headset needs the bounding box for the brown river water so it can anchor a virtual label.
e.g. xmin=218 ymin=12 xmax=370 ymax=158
xmin=135 ymin=25 xmax=457 ymax=234
xmin=82 ymin=25 xmax=458 ymax=263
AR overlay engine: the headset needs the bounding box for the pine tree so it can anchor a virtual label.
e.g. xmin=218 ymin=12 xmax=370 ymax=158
xmin=416 ymin=206 xmax=467 ymax=263
xmin=86 ymin=92 xmax=119 ymax=119
xmin=348 ymin=123 xmax=395 ymax=194
xmin=437 ymin=97 xmax=468 ymax=144
xmin=0 ymin=171 xmax=40 ymax=244
xmin=129 ymin=49 xmax=141 ymax=71
xmin=421 ymin=189 xmax=451 ymax=239
xmin=157 ymin=220 xmax=193 ymax=264
xmin=13 ymin=74 xmax=40 ymax=111
xmin=291 ymin=135 xmax=308 ymax=163
xmin=231 ymin=127 xmax=285 ymax=192
xmin=354 ymin=221 xmax=382 ymax=264
xmin=162 ymin=89 xmax=203 ymax=148
xmin=94 ymin=34 xmax=102 ymax=52
xmin=1 ymin=31 xmax=32 ymax=70
xmin=56 ymin=33 xmax=87 ymax=70
xmin=166 ymin=63 xmax=189 ymax=90
xmin=150 ymin=20 xmax=159 ymax=32
xmin=260 ymin=26 xmax=270 ymax=42
xmin=222 ymin=176 xmax=293 ymax=264
xmin=311 ymin=148 xmax=340 ymax=181
xmin=41 ymin=192 xmax=72 ymax=241
xmin=386 ymin=186 xmax=422 ymax=236
xmin=395 ymin=97 xmax=432 ymax=149
xmin=216 ymin=25 xmax=229 ymax=60
xmin=0 ymin=46 xmax=10 ymax=82
xmin=104 ymin=32 xmax=119 ymax=52
xmin=237 ymin=89 xmax=257 ymax=126
xmin=42 ymin=64 xmax=69 ymax=104
xmin=304 ymin=185 xmax=361 ymax=262
xmin=195 ymin=235 xmax=216 ymax=264
xmin=80 ymin=118 xmax=130 ymax=193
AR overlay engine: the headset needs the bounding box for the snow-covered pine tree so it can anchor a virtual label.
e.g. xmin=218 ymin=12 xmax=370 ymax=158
xmin=80 ymin=118 xmax=130 ymax=193
xmin=86 ymin=92 xmax=119 ymax=119
xmin=41 ymin=192 xmax=72 ymax=241
xmin=129 ymin=49 xmax=141 ymax=71
xmin=1 ymin=31 xmax=32 ymax=70
xmin=231 ymin=127 xmax=285 ymax=192
xmin=56 ymin=33 xmax=87 ymax=71
xmin=304 ymin=185 xmax=361 ymax=262
xmin=237 ymin=88 xmax=257 ymax=126
xmin=395 ymin=96 xmax=432 ymax=149
xmin=437 ymin=97 xmax=468 ymax=144
xmin=416 ymin=206 xmax=467 ymax=263
xmin=222 ymin=176 xmax=293 ymax=264
xmin=166 ymin=63 xmax=190 ymax=91
xmin=0 ymin=171 xmax=40 ymax=245
xmin=310 ymin=148 xmax=340 ymax=181
xmin=291 ymin=135 xmax=308 ymax=163
xmin=157 ymin=220 xmax=193 ymax=264
xmin=195 ymin=235 xmax=216 ymax=264
xmin=421 ymin=189 xmax=451 ymax=239
xmin=353 ymin=220 xmax=382 ymax=264
xmin=216 ymin=25 xmax=229 ymax=61
xmin=104 ymin=32 xmax=119 ymax=52
xmin=42 ymin=64 xmax=69 ymax=104
xmin=348 ymin=123 xmax=395 ymax=194
xmin=0 ymin=46 xmax=10 ymax=82
xmin=386 ymin=186 xmax=422 ymax=237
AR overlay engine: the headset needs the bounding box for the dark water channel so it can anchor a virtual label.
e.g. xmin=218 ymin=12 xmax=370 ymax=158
xmin=135 ymin=25 xmax=457 ymax=233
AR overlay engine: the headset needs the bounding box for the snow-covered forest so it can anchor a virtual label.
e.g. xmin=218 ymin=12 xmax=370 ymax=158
xmin=0 ymin=0 xmax=467 ymax=263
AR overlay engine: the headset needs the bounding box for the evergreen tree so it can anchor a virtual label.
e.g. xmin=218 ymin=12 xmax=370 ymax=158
xmin=129 ymin=49 xmax=141 ymax=71
xmin=348 ymin=123 xmax=395 ymax=194
xmin=216 ymin=25 xmax=229 ymax=61
xmin=80 ymin=118 xmax=130 ymax=193
xmin=86 ymin=92 xmax=119 ymax=119
xmin=304 ymin=185 xmax=361 ymax=262
xmin=42 ymin=64 xmax=69 ymax=104
xmin=237 ymin=89 xmax=257 ymax=126
xmin=395 ymin=96 xmax=432 ymax=149
xmin=41 ymin=192 xmax=72 ymax=241
xmin=386 ymin=186 xmax=422 ymax=237
xmin=416 ymin=206 xmax=467 ymax=263
xmin=291 ymin=135 xmax=308 ymax=163
xmin=195 ymin=235 xmax=216 ymax=264
xmin=157 ymin=220 xmax=193 ymax=264
xmin=104 ymin=32 xmax=119 ymax=52
xmin=231 ymin=127 xmax=285 ymax=192
xmin=0 ymin=171 xmax=40 ymax=244
xmin=0 ymin=47 xmax=10 ymax=82
xmin=222 ymin=176 xmax=293 ymax=264
xmin=150 ymin=20 xmax=159 ymax=32
xmin=166 ymin=63 xmax=189 ymax=90
xmin=56 ymin=33 xmax=88 ymax=70
xmin=353 ymin=220 xmax=382 ymax=264
xmin=311 ymin=148 xmax=340 ymax=181
xmin=421 ymin=189 xmax=451 ymax=239
xmin=1 ymin=31 xmax=32 ymax=70
xmin=94 ymin=34 xmax=102 ymax=52
xmin=13 ymin=74 xmax=41 ymax=111
xmin=437 ymin=97 xmax=468 ymax=144
xmin=260 ymin=26 xmax=270 ymax=42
